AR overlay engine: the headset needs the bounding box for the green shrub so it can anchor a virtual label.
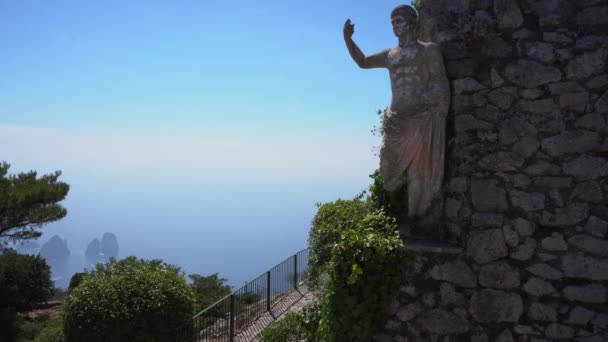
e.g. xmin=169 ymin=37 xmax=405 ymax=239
xmin=319 ymin=212 xmax=411 ymax=341
xmin=0 ymin=248 xmax=53 ymax=310
xmin=189 ymin=273 xmax=231 ymax=314
xmin=67 ymin=272 xmax=86 ymax=292
xmin=34 ymin=318 xmax=64 ymax=342
xmin=259 ymin=312 xmax=305 ymax=342
xmin=62 ymin=257 xmax=194 ymax=342
xmin=307 ymin=196 xmax=369 ymax=290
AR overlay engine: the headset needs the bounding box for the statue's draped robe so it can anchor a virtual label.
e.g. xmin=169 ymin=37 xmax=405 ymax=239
xmin=380 ymin=107 xmax=445 ymax=218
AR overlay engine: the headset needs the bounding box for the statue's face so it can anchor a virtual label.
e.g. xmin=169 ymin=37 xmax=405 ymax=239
xmin=391 ymin=15 xmax=413 ymax=37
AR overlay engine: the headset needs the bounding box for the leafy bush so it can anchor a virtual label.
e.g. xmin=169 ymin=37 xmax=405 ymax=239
xmin=62 ymin=257 xmax=194 ymax=342
xmin=189 ymin=273 xmax=231 ymax=313
xmin=0 ymin=248 xmax=53 ymax=310
xmin=34 ymin=318 xmax=64 ymax=342
xmin=307 ymin=196 xmax=369 ymax=290
xmin=303 ymin=170 xmax=413 ymax=341
xmin=259 ymin=312 xmax=305 ymax=342
xmin=67 ymin=272 xmax=86 ymax=292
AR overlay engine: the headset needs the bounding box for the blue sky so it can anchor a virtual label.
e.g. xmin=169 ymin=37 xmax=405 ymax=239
xmin=1 ymin=1 xmax=411 ymax=283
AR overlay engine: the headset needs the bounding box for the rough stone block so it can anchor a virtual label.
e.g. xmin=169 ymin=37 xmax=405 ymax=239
xmin=524 ymin=41 xmax=555 ymax=63
xmin=512 ymin=135 xmax=540 ymax=159
xmin=566 ymin=48 xmax=608 ymax=81
xmin=548 ymin=81 xmax=585 ymax=95
xmin=467 ymin=229 xmax=509 ymax=264
xmin=494 ymin=0 xmax=523 ymax=29
xmin=541 ymin=202 xmax=590 ymax=227
xmin=510 ymin=190 xmax=545 ymax=211
xmin=454 ymin=77 xmax=487 ymax=94
xmin=541 ymin=131 xmax=600 ymax=156
xmin=429 ymin=259 xmax=477 ymax=288
xmin=528 ymin=302 xmax=557 ymax=321
xmin=513 ymin=218 xmax=537 ymax=236
xmin=522 ymin=277 xmax=557 ymax=297
xmin=470 ymin=289 xmax=523 ymax=322
xmin=567 ymin=306 xmax=595 ymax=325
xmin=479 ymin=261 xmax=520 ymax=289
xmin=584 ymin=216 xmax=608 ymax=238
xmin=396 ymin=301 xmax=424 ymax=322
xmin=504 ymin=60 xmax=562 ymax=88
xmin=527 ymin=263 xmax=563 ymax=280
xmin=575 ymin=114 xmax=606 ymax=131
xmin=564 ymin=284 xmax=607 ymax=303
xmin=544 ymin=323 xmax=574 ymax=340
xmin=561 ymin=253 xmax=608 ymax=280
xmin=564 ymin=155 xmax=608 ymax=180
xmin=559 ymin=92 xmax=589 ymax=112
xmin=510 ymin=238 xmax=536 ymax=261
xmin=534 ymin=177 xmax=573 ymax=189
xmin=415 ymin=308 xmax=470 ymax=334
xmin=472 ymin=179 xmax=508 ymax=212
xmin=568 ymin=234 xmax=608 ymax=256
xmin=541 ymin=232 xmax=568 ymax=251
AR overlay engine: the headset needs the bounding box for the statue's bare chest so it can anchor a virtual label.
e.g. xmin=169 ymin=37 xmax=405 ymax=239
xmin=387 ymin=45 xmax=425 ymax=74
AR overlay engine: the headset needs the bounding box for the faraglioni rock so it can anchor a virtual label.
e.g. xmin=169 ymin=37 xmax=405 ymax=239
xmin=85 ymin=238 xmax=101 ymax=259
xmin=40 ymin=235 xmax=70 ymax=260
xmin=101 ymin=232 xmax=119 ymax=258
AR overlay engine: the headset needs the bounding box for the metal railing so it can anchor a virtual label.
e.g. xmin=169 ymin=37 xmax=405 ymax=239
xmin=178 ymin=248 xmax=309 ymax=342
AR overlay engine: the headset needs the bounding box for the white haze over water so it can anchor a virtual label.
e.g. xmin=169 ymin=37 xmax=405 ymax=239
xmin=1 ymin=124 xmax=379 ymax=288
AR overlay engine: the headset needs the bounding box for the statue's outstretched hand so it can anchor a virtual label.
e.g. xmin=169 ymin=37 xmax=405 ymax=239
xmin=344 ymin=19 xmax=354 ymax=39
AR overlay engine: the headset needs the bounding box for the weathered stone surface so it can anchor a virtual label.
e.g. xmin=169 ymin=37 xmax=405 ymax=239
xmin=541 ymin=233 xmax=568 ymax=251
xmin=470 ymin=289 xmax=523 ymax=323
xmin=512 ymin=135 xmax=539 ymax=158
xmin=555 ymin=47 xmax=573 ymax=61
xmin=597 ymin=90 xmax=608 ymax=113
xmin=482 ymin=37 xmax=513 ymax=58
xmin=454 ymin=77 xmax=486 ymax=94
xmin=429 ymin=259 xmax=477 ymax=288
xmin=566 ymin=48 xmax=608 ymax=80
xmin=534 ymin=177 xmax=572 ymax=188
xmin=564 ymin=284 xmax=607 ymax=303
xmin=396 ymin=301 xmax=424 ymax=322
xmin=543 ymin=32 xmax=574 ymax=44
xmin=439 ymin=282 xmax=465 ymax=306
xmin=512 ymin=174 xmax=532 ymax=188
xmin=592 ymin=314 xmax=608 ymax=329
xmin=548 ymin=81 xmax=585 ymax=95
xmin=503 ymin=226 xmax=519 ymax=247
xmin=522 ymin=277 xmax=557 ymax=296
xmin=510 ymin=238 xmax=536 ymax=261
xmin=415 ymin=308 xmax=470 ymax=334
xmin=446 ymin=58 xmax=478 ymax=78
xmin=576 ymin=35 xmax=608 ymax=50
xmin=519 ymin=99 xmax=559 ymax=113
xmin=568 ymin=234 xmax=608 ymax=256
xmin=488 ymin=87 xmax=517 ymax=110
xmin=559 ymin=92 xmax=589 ymax=112
xmin=575 ymin=113 xmax=606 ymax=131
xmin=478 ymin=152 xmax=524 ymax=172
xmin=499 ymin=117 xmax=533 ymax=145
xmin=472 ymin=179 xmax=508 ymax=212
xmin=541 ymin=131 xmax=600 ymax=156
xmin=447 ymin=177 xmax=468 ymax=193
xmin=527 ymin=263 xmax=563 ymax=280
xmin=538 ymin=253 xmax=558 ymax=262
xmin=563 ymin=156 xmax=608 ymax=180
xmin=513 ymin=218 xmax=536 ymax=237
xmin=472 ymin=213 xmax=505 ymax=227
xmin=567 ymin=306 xmax=595 ymax=325
xmin=561 ymin=253 xmax=608 ymax=280
xmin=467 ymin=229 xmax=509 ymax=264
xmin=544 ymin=323 xmax=574 ymax=340
xmin=520 ymin=88 xmax=544 ymax=99
xmin=524 ymin=41 xmax=555 ymax=63
xmin=455 ymin=114 xmax=493 ymax=132
xmin=513 ymin=325 xmax=541 ymax=335
xmin=494 ymin=0 xmax=523 ymax=29
xmin=510 ymin=190 xmax=545 ymax=211
xmin=528 ymin=302 xmax=557 ymax=321
xmin=576 ymin=6 xmax=608 ymax=31
xmin=587 ymin=74 xmax=608 ymax=90
xmin=571 ymin=181 xmax=603 ymax=203
xmin=584 ymin=216 xmax=608 ymax=238
xmin=503 ymin=60 xmax=562 ymax=88
xmin=479 ymin=261 xmax=520 ymax=289
xmin=524 ymin=160 xmax=561 ymax=176
xmin=491 ymin=68 xmax=505 ymax=88
xmin=541 ymin=202 xmax=590 ymax=227
xmin=445 ymin=197 xmax=461 ymax=220
xmin=495 ymin=329 xmax=516 ymax=342
xmin=421 ymin=292 xmax=436 ymax=308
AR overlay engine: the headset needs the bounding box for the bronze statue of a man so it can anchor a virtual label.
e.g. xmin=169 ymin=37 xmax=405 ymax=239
xmin=344 ymin=5 xmax=450 ymax=221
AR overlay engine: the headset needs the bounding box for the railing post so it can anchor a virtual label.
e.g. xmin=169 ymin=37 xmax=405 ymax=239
xmin=266 ymin=271 xmax=271 ymax=312
xmin=230 ymin=294 xmax=235 ymax=342
xmin=294 ymin=254 xmax=298 ymax=290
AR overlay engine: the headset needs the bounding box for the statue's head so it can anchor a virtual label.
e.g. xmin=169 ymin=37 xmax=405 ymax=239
xmin=390 ymin=5 xmax=417 ymax=38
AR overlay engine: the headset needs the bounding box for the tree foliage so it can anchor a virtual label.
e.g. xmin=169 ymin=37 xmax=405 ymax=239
xmin=189 ymin=273 xmax=231 ymax=313
xmin=0 ymin=248 xmax=53 ymax=311
xmin=0 ymin=162 xmax=70 ymax=244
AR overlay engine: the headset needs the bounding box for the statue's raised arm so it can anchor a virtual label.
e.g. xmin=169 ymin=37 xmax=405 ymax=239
xmin=343 ymin=19 xmax=389 ymax=69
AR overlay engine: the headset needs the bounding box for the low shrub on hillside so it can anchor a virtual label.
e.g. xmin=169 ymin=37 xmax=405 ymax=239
xmin=34 ymin=317 xmax=64 ymax=342
xmin=0 ymin=248 xmax=53 ymax=310
xmin=62 ymin=257 xmax=194 ymax=342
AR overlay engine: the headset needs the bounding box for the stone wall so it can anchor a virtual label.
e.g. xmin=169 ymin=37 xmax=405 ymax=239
xmin=378 ymin=0 xmax=608 ymax=341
